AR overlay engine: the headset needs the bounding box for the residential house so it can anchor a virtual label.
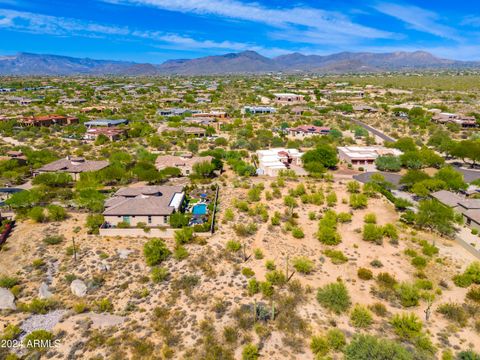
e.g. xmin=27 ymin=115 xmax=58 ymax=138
xmin=84 ymin=127 xmax=126 ymax=141
xmin=19 ymin=114 xmax=79 ymax=127
xmin=102 ymin=185 xmax=185 ymax=227
xmin=256 ymin=148 xmax=305 ymax=176
xmin=432 ymin=113 xmax=477 ymax=128
xmin=155 ymin=154 xmax=214 ymax=176
xmin=431 ymin=190 xmax=480 ymax=230
xmin=287 ymin=125 xmax=330 ymax=139
xmin=35 ymin=156 xmax=109 ymax=180
xmin=337 ymin=146 xmax=403 ymax=170
xmin=192 ymin=111 xmax=227 ymax=119
xmin=272 ymin=93 xmax=305 ymax=104
xmin=84 ymin=119 xmax=128 ymax=128
xmin=242 ymin=106 xmax=276 ymax=114
xmin=157 ymin=108 xmax=198 ymax=116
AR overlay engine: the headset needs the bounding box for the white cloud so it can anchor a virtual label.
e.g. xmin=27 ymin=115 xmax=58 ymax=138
xmin=0 ymin=8 xmax=289 ymax=57
xmin=103 ymin=0 xmax=396 ymax=43
xmin=374 ymin=2 xmax=462 ymax=41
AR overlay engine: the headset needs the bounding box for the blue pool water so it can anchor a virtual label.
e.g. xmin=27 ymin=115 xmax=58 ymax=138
xmin=192 ymin=203 xmax=208 ymax=215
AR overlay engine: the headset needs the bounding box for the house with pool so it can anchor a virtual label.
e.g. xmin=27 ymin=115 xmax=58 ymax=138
xmin=102 ymin=186 xmax=185 ymax=228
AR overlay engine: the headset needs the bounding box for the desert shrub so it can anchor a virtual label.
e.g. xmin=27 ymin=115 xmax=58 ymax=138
xmin=454 ymin=262 xmax=480 ymax=288
xmin=316 ymin=281 xmax=351 ymax=314
xmin=436 ymin=303 xmax=468 ymax=326
xmin=28 ymin=206 xmax=46 ymax=223
xmin=1 ymin=324 xmax=21 ymax=340
xmin=414 ymin=279 xmax=433 ymax=290
xmin=24 ymin=330 xmax=54 ymax=349
xmin=370 ymin=259 xmax=383 ymax=268
xmin=457 ymin=350 xmax=480 ymax=360
xmin=326 ymin=328 xmax=346 ymax=350
xmin=323 ymin=249 xmax=348 ymax=264
xmin=0 ymin=275 xmax=19 ymax=289
xmin=73 ymin=302 xmax=88 ymax=314
xmin=369 ymin=302 xmax=387 ymax=317
xmin=292 ymin=257 xmax=314 ymax=274
xmin=317 ymin=226 xmax=341 ymax=245
xmin=364 ymin=213 xmax=377 ymax=224
xmin=362 ymin=223 xmax=384 ymax=244
xmin=390 ymin=313 xmax=423 ymax=340
xmin=396 ymin=282 xmax=420 ymax=307
xmin=47 ymin=205 xmax=67 ymax=221
xmin=43 ymin=235 xmax=64 ymax=245
xmin=357 ymin=268 xmax=373 ymax=280
xmin=94 ymin=298 xmax=113 ymax=313
xmin=173 ymin=245 xmax=189 ymax=261
xmin=151 ymin=267 xmax=169 ymax=283
xmin=247 ymin=279 xmax=259 ymax=295
xmin=226 ymin=240 xmax=242 ymax=252
xmin=259 ymin=281 xmax=274 ymax=297
xmin=411 ymin=256 xmax=428 ymax=269
xmin=344 ymin=334 xmax=412 ymax=360
xmin=223 ymin=208 xmax=234 ymax=222
xmin=376 ymin=272 xmax=398 ymax=289
xmin=310 ymin=335 xmax=329 ymax=356
xmin=19 ymin=298 xmax=57 ymax=314
xmin=174 ymin=227 xmax=195 ymax=245
xmin=337 ymin=212 xmax=352 ymax=223
xmin=350 ymin=193 xmax=368 ymax=209
xmin=233 ymin=223 xmax=258 ymax=237
xmin=242 ymin=343 xmax=259 ymax=360
xmin=265 ymin=270 xmax=286 ymax=286
xmin=265 ymin=260 xmax=276 ymax=270
xmin=143 ymin=238 xmax=171 ymax=266
xmin=291 ymin=227 xmax=304 ymax=239
xmin=350 ymin=304 xmax=373 ymax=328
xmin=253 ymin=248 xmax=264 ymax=259
xmin=242 ymin=268 xmax=255 ymax=278
xmin=420 ymin=240 xmax=439 ymax=256
xmin=453 ymin=274 xmax=473 ymax=288
xmin=467 ymin=286 xmax=480 ymax=303
xmin=383 ymin=223 xmax=399 ymax=240
xmin=85 ymin=214 xmax=104 ymax=234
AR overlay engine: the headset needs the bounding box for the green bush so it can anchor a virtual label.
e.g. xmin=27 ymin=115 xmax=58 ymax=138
xmin=94 ymin=298 xmax=113 ymax=313
xmin=316 ymin=281 xmax=351 ymax=314
xmin=350 ymin=193 xmax=368 ymax=209
xmin=466 ymin=286 xmax=480 ymax=303
xmin=242 ymin=267 xmax=255 ymax=278
xmin=173 ymin=245 xmax=189 ymax=261
xmin=310 ymin=335 xmax=329 ymax=356
xmin=411 ymin=256 xmax=428 ymax=269
xmin=247 ymin=278 xmax=259 ymax=296
xmin=364 ymin=213 xmax=377 ymax=224
xmin=436 ymin=303 xmax=468 ymax=326
xmin=253 ymin=248 xmax=264 ymax=259
xmin=24 ymin=330 xmax=54 ymax=350
xmin=259 ymin=281 xmax=273 ymax=297
xmin=292 ymin=257 xmax=315 ymax=274
xmin=265 ymin=270 xmax=286 ymax=286
xmin=28 ymin=206 xmax=46 ymax=223
xmin=19 ymin=298 xmax=57 ymax=314
xmin=151 ymin=267 xmax=169 ymax=283
xmin=344 ymin=334 xmax=412 ymax=360
xmin=337 ymin=212 xmax=352 ymax=223
xmin=226 ymin=240 xmax=242 ymax=252
xmin=143 ymin=238 xmax=171 ymax=266
xmin=47 ymin=205 xmax=67 ymax=221
xmin=43 ymin=235 xmax=64 ymax=245
xmin=369 ymin=302 xmax=387 ymax=317
xmin=242 ymin=343 xmax=259 ymax=360
xmin=390 ymin=313 xmax=423 ymax=340
xmin=323 ymin=249 xmax=348 ymax=264
xmin=396 ymin=282 xmax=420 ymax=307
xmin=291 ymin=227 xmax=305 ymax=239
xmin=326 ymin=328 xmax=346 ymax=351
xmin=174 ymin=227 xmax=195 ymax=245
xmin=0 ymin=275 xmax=19 ymax=289
xmin=350 ymin=304 xmax=373 ymax=328
xmin=362 ymin=223 xmax=384 ymax=244
xmin=357 ymin=268 xmax=373 ymax=280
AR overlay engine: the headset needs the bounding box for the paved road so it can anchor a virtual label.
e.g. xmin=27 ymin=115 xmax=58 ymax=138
xmin=353 ymin=171 xmax=401 ymax=188
xmin=349 ymin=118 xmax=396 ymax=143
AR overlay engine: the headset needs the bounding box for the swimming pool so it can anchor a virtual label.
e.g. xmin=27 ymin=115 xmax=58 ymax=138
xmin=192 ymin=203 xmax=208 ymax=215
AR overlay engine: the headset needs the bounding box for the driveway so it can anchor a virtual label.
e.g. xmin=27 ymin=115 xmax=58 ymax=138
xmin=353 ymin=171 xmax=401 ymax=188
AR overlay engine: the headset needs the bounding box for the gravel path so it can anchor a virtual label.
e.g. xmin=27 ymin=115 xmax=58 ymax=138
xmin=20 ymin=310 xmax=67 ymax=338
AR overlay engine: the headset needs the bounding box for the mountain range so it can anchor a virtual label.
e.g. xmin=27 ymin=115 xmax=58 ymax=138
xmin=0 ymin=50 xmax=478 ymax=76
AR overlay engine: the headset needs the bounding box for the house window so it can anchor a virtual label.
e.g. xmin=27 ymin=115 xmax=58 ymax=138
xmin=164 ymin=216 xmax=168 ymax=223
xmin=148 ymin=216 xmax=152 ymax=224
xmin=122 ymin=216 xmax=131 ymax=224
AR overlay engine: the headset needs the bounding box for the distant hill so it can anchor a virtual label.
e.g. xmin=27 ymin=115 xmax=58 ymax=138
xmin=0 ymin=50 xmax=478 ymax=76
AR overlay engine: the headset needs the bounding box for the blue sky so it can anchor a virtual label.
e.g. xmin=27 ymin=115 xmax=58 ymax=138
xmin=0 ymin=0 xmax=480 ymax=63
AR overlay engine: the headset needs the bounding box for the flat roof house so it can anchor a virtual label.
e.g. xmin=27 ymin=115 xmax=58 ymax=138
xmin=432 ymin=113 xmax=477 ymax=128
xmin=19 ymin=114 xmax=78 ymax=127
xmin=337 ymin=146 xmax=403 ymax=170
xmin=35 ymin=156 xmax=109 ymax=181
xmin=155 ymin=154 xmax=213 ymax=176
xmin=272 ymin=93 xmax=305 ymax=104
xmin=103 ymin=185 xmax=185 ymax=228
xmin=84 ymin=119 xmax=128 ymax=127
xmin=242 ymin=106 xmax=276 ymax=115
xmin=84 ymin=127 xmax=126 ymax=142
xmin=256 ymin=148 xmax=305 ymax=177
xmin=287 ymin=125 xmax=330 ymax=139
